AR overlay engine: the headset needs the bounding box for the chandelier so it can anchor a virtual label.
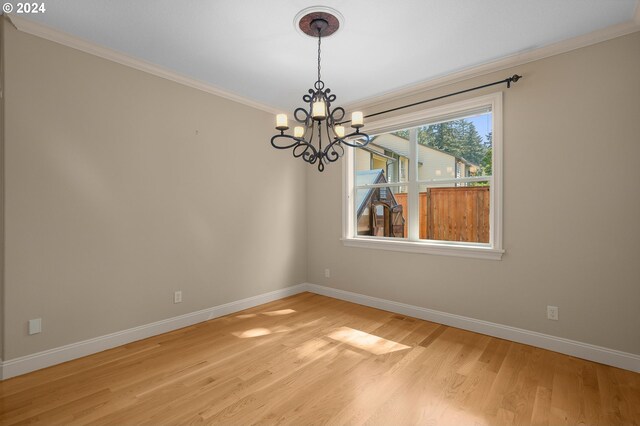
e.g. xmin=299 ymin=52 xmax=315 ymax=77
xmin=270 ymin=9 xmax=371 ymax=172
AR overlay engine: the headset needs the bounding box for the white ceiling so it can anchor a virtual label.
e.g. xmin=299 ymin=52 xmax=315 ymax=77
xmin=17 ymin=0 xmax=639 ymax=111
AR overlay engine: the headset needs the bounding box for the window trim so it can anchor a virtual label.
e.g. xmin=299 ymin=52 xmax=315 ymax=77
xmin=342 ymin=92 xmax=504 ymax=260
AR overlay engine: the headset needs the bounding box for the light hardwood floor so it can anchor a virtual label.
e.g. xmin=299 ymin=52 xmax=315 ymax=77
xmin=0 ymin=292 xmax=638 ymax=425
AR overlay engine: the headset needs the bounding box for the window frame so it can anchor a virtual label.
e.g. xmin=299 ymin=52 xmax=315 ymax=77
xmin=342 ymin=92 xmax=504 ymax=260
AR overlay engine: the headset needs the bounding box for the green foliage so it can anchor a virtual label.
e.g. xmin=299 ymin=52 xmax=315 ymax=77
xmin=418 ymin=120 xmax=486 ymax=165
xmin=392 ymin=130 xmax=409 ymax=139
xmin=392 ymin=119 xmax=493 ymax=175
xmin=481 ymin=132 xmax=492 ymax=175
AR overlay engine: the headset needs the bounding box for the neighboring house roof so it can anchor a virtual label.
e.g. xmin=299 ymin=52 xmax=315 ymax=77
xmin=355 ymin=169 xmax=403 ymax=220
xmin=356 ymin=169 xmax=384 ymax=187
xmin=355 ymin=169 xmax=385 ymax=215
xmin=370 ymin=133 xmax=480 ymax=168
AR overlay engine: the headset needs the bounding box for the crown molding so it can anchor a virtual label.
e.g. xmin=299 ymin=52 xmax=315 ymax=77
xmin=345 ymin=18 xmax=640 ymax=111
xmin=6 ymin=15 xmax=280 ymax=114
xmin=6 ymin=12 xmax=640 ymax=116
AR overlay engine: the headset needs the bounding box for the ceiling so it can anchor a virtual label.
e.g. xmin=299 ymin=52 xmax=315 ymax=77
xmin=16 ymin=0 xmax=639 ymax=111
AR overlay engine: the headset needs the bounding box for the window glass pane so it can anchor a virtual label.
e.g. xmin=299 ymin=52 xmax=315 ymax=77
xmin=418 ymin=182 xmax=490 ymax=243
xmin=349 ymin=99 xmax=498 ymax=250
xmin=414 ymin=111 xmax=492 ymax=181
xmin=355 ymin=185 xmax=408 ymax=238
xmin=355 ymin=131 xmax=410 ymax=185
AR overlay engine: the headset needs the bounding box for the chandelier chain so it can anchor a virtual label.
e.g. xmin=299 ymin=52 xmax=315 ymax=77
xmin=317 ymin=29 xmax=321 ymax=83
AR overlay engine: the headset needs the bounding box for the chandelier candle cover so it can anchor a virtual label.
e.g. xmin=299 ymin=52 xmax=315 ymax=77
xmin=270 ymin=9 xmax=371 ymax=172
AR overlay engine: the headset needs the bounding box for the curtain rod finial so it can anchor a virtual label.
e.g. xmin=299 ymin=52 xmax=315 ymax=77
xmin=507 ymin=74 xmax=522 ymax=88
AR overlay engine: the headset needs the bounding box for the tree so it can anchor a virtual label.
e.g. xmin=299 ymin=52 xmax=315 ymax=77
xmin=480 ymin=132 xmax=492 ymax=175
xmin=392 ymin=120 xmax=489 ymax=168
xmin=417 ymin=119 xmax=486 ymax=164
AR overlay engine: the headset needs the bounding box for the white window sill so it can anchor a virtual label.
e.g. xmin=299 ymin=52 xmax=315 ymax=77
xmin=341 ymin=237 xmax=504 ymax=260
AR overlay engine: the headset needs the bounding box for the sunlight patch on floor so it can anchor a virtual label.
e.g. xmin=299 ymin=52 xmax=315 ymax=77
xmin=235 ymin=314 xmax=257 ymax=319
xmin=327 ymin=327 xmax=411 ymax=355
xmin=232 ymin=325 xmax=292 ymax=338
xmin=233 ymin=327 xmax=272 ymax=338
xmin=262 ymin=309 xmax=297 ymax=316
xmin=235 ymin=309 xmax=296 ymax=319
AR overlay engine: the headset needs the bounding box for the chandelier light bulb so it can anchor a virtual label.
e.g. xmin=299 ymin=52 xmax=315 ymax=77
xmin=276 ymin=114 xmax=289 ymax=130
xmin=312 ymin=100 xmax=327 ymax=119
xmin=335 ymin=125 xmax=345 ymax=138
xmin=294 ymin=126 xmax=305 ymax=138
xmin=351 ymin=111 xmax=364 ymax=128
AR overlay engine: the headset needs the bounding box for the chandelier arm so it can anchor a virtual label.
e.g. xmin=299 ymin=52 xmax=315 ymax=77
xmin=329 ymin=106 xmax=345 ymax=126
xmin=324 ymin=141 xmax=344 ymax=162
xmin=325 ymin=92 xmax=336 ymax=104
xmin=307 ymin=116 xmax=316 ymax=143
xmin=303 ymin=89 xmax=314 ymax=104
xmin=323 ymin=124 xmax=344 ymax=163
xmin=271 ymin=133 xmax=302 ymax=150
xmin=340 ymin=130 xmax=372 ymax=148
xmin=293 ymin=140 xmax=318 ymax=161
xmin=294 ymin=107 xmax=310 ymax=124
xmin=323 ymin=119 xmax=344 ymax=161
xmin=303 ymin=145 xmax=321 ymax=169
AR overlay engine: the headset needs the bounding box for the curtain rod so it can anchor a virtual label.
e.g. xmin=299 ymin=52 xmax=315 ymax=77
xmin=340 ymin=74 xmax=522 ymax=124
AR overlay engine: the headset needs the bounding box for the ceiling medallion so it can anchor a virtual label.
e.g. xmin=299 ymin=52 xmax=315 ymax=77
xmin=270 ymin=7 xmax=371 ymax=172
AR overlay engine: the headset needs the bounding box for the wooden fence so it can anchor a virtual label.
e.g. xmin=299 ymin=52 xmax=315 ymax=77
xmin=394 ymin=187 xmax=490 ymax=243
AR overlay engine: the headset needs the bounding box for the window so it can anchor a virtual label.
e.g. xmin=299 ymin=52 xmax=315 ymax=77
xmin=342 ymin=93 xmax=504 ymax=260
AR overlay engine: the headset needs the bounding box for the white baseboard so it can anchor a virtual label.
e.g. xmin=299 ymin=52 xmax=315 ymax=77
xmin=0 ymin=284 xmax=307 ymax=380
xmin=2 ymin=282 xmax=638 ymax=379
xmin=305 ymin=283 xmax=640 ymax=373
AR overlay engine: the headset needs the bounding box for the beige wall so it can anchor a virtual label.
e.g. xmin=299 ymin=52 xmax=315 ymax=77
xmin=307 ymin=32 xmax=640 ymax=355
xmin=1 ymin=19 xmax=638 ymax=364
xmin=0 ymin=18 xmax=5 ymax=360
xmin=1 ymin=23 xmax=307 ymax=360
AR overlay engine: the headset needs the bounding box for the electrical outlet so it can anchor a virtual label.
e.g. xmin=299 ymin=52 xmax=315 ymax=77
xmin=29 ymin=318 xmax=42 ymax=335
xmin=174 ymin=291 xmax=182 ymax=304
xmin=547 ymin=305 xmax=559 ymax=321
xmin=324 ymin=268 xmax=331 ymax=278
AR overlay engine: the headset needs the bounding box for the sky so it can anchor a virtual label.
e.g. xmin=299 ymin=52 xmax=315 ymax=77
xmin=468 ymin=112 xmax=492 ymax=145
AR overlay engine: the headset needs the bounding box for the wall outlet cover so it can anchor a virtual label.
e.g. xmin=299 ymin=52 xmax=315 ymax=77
xmin=547 ymin=305 xmax=559 ymax=321
xmin=29 ymin=318 xmax=42 ymax=335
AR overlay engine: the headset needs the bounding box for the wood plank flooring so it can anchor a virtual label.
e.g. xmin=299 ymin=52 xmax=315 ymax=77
xmin=0 ymin=292 xmax=638 ymax=425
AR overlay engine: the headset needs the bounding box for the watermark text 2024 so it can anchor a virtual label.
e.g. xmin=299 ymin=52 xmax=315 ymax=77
xmin=3 ymin=2 xmax=47 ymax=13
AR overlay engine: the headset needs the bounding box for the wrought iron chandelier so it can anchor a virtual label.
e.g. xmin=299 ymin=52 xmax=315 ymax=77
xmin=271 ymin=9 xmax=371 ymax=172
